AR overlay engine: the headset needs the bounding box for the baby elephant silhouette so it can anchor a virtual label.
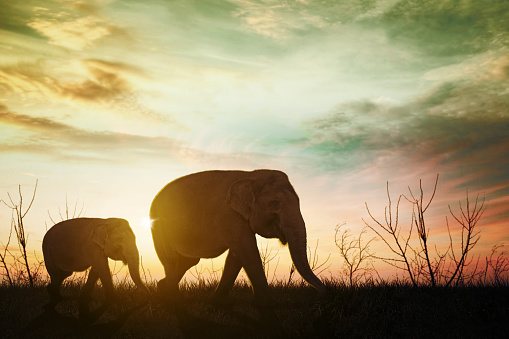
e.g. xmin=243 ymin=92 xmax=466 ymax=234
xmin=42 ymin=218 xmax=148 ymax=318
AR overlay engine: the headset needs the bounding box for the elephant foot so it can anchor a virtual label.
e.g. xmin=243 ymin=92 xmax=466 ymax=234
xmin=157 ymin=279 xmax=181 ymax=306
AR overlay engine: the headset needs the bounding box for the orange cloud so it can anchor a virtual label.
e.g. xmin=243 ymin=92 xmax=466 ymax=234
xmin=0 ymin=59 xmax=171 ymax=123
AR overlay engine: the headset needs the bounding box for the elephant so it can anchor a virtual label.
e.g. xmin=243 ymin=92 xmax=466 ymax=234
xmin=150 ymin=169 xmax=326 ymax=305
xmin=42 ymin=217 xmax=149 ymax=317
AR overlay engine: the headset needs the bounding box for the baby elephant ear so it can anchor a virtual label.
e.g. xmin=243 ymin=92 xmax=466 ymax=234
xmin=91 ymin=222 xmax=109 ymax=251
xmin=226 ymin=179 xmax=254 ymax=220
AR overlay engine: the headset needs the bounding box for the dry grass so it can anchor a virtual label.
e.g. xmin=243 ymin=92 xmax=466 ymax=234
xmin=1 ymin=278 xmax=508 ymax=338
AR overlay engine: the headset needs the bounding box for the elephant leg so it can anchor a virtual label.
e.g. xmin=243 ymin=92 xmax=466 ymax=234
xmin=213 ymin=250 xmax=241 ymax=302
xmin=157 ymin=253 xmax=178 ymax=299
xmin=159 ymin=253 xmax=199 ymax=302
xmin=152 ymin=220 xmax=174 ymax=297
xmin=175 ymin=254 xmax=200 ymax=282
xmin=231 ymin=235 xmax=271 ymax=306
xmin=80 ymin=268 xmax=99 ymax=316
xmin=45 ymin=269 xmax=72 ymax=309
xmin=95 ymin=257 xmax=115 ymax=304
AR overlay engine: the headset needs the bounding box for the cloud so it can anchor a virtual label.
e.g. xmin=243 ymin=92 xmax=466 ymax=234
xmin=0 ymin=1 xmax=131 ymax=51
xmin=58 ymin=59 xmax=138 ymax=102
xmin=302 ymin=73 xmax=509 ymax=190
xmin=424 ymin=52 xmax=509 ymax=83
xmin=0 ymin=103 xmax=70 ymax=132
xmin=0 ymin=2 xmax=43 ymax=38
xmin=0 ymin=104 xmax=294 ymax=171
xmin=27 ymin=16 xmax=112 ymax=51
xmin=22 ymin=0 xmax=132 ymax=51
xmin=230 ymin=0 xmax=331 ymax=40
xmin=379 ymin=0 xmax=509 ymax=56
xmin=0 ymin=59 xmax=172 ymax=123
xmin=0 ymin=63 xmax=55 ymax=99
xmin=0 ymin=104 xmax=184 ymax=164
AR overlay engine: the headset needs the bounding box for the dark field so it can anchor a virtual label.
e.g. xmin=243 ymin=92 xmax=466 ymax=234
xmin=1 ymin=280 xmax=508 ymax=338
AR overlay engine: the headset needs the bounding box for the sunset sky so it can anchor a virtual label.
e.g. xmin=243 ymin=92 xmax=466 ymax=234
xmin=1 ymin=0 xmax=508 ymax=281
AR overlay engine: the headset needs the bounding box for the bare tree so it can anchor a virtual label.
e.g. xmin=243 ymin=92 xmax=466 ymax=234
xmin=484 ymin=244 xmax=509 ymax=285
xmin=334 ymin=222 xmax=375 ymax=286
xmin=1 ymin=180 xmax=38 ymax=287
xmin=47 ymin=195 xmax=85 ymax=225
xmin=258 ymin=241 xmax=280 ymax=283
xmin=308 ymin=239 xmax=331 ymax=276
xmin=364 ymin=181 xmax=418 ymax=286
xmin=365 ymin=175 xmax=491 ymax=287
xmin=0 ymin=220 xmax=14 ymax=286
xmin=403 ymin=174 xmax=440 ymax=286
xmin=445 ymin=190 xmax=485 ymax=286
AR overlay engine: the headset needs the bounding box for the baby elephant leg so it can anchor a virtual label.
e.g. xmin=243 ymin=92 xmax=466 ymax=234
xmin=45 ymin=269 xmax=72 ymax=310
xmin=79 ymin=268 xmax=99 ymax=318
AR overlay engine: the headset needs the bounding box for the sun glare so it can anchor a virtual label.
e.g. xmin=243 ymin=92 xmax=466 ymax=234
xmin=141 ymin=217 xmax=153 ymax=230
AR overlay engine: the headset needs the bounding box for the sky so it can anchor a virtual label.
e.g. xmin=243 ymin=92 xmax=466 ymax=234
xmin=1 ymin=0 xmax=508 ymax=282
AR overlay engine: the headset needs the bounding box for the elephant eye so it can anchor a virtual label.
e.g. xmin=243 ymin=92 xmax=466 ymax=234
xmin=268 ymin=200 xmax=281 ymax=211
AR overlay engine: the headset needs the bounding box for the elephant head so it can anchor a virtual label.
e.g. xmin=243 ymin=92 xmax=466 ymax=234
xmin=226 ymin=170 xmax=326 ymax=295
xmin=91 ymin=218 xmax=147 ymax=292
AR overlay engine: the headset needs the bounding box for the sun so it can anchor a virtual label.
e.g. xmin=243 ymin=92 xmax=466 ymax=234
xmin=141 ymin=217 xmax=153 ymax=230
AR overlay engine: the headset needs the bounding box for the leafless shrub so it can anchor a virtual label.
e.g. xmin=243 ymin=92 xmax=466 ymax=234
xmin=309 ymin=239 xmax=331 ymax=275
xmin=140 ymin=256 xmax=156 ymax=289
xmin=363 ymin=181 xmax=418 ymax=286
xmin=258 ymin=241 xmax=280 ymax=284
xmin=1 ymin=180 xmax=38 ymax=287
xmin=187 ymin=259 xmax=221 ymax=287
xmin=484 ymin=244 xmax=509 ymax=285
xmin=444 ymin=190 xmax=486 ymax=286
xmin=47 ymin=195 xmax=85 ymax=226
xmin=402 ymin=175 xmax=440 ymax=286
xmin=29 ymin=250 xmax=48 ymax=286
xmin=334 ymin=222 xmax=376 ymax=286
xmin=0 ymin=220 xmax=14 ymax=286
xmin=364 ymin=175 xmax=495 ymax=287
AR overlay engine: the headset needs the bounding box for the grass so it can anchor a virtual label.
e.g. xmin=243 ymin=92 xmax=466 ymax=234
xmin=1 ymin=279 xmax=508 ymax=338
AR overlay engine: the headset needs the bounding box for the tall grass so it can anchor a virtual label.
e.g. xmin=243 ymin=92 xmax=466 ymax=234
xmin=1 ymin=274 xmax=508 ymax=338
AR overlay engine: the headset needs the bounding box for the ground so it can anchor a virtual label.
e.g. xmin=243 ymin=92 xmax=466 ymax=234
xmin=1 ymin=281 xmax=508 ymax=338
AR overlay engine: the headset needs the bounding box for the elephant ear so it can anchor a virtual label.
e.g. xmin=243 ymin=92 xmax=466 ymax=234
xmin=226 ymin=179 xmax=255 ymax=220
xmin=91 ymin=223 xmax=109 ymax=251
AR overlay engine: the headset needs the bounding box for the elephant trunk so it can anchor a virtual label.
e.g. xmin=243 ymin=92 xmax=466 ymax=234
xmin=283 ymin=214 xmax=326 ymax=295
xmin=126 ymin=246 xmax=149 ymax=292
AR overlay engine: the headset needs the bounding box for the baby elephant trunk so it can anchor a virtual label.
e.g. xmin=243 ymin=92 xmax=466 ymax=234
xmin=125 ymin=246 xmax=149 ymax=292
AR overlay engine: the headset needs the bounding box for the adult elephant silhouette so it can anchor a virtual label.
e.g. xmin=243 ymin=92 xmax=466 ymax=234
xmin=150 ymin=170 xmax=326 ymax=305
xmin=42 ymin=218 xmax=148 ymax=317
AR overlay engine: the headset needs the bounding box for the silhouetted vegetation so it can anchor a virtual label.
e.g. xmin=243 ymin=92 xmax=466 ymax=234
xmin=46 ymin=195 xmax=85 ymax=226
xmin=1 ymin=277 xmax=508 ymax=338
xmin=1 ymin=178 xmax=508 ymax=338
xmin=363 ymin=175 xmax=500 ymax=287
xmin=1 ymin=180 xmax=40 ymax=287
xmin=334 ymin=222 xmax=376 ymax=286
